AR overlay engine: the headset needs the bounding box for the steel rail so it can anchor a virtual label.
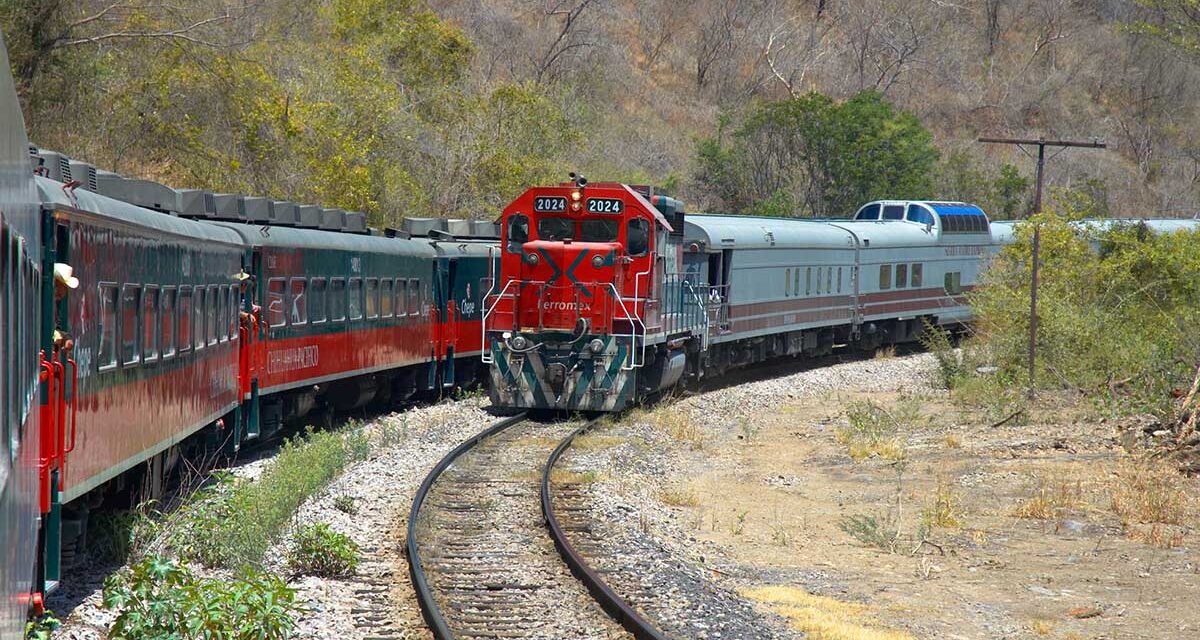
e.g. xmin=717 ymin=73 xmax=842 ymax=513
xmin=406 ymin=412 xmax=527 ymax=640
xmin=541 ymin=419 xmax=670 ymax=640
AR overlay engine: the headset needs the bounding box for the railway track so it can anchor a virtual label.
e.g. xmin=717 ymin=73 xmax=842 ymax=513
xmin=407 ymin=414 xmax=654 ymax=640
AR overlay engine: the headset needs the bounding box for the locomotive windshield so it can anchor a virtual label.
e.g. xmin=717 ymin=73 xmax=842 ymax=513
xmin=580 ymin=219 xmax=618 ymax=242
xmin=537 ymin=217 xmax=573 ymax=240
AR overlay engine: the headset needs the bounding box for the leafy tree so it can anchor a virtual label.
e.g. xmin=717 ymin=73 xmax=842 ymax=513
xmin=694 ymin=91 xmax=938 ymax=217
xmin=1128 ymin=1 xmax=1200 ymax=58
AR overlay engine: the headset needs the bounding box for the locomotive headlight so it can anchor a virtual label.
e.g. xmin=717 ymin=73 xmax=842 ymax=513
xmin=511 ymin=335 xmax=530 ymax=350
xmin=588 ymin=338 xmax=605 ymax=354
xmin=525 ymin=251 xmax=539 ymax=265
xmin=570 ymin=190 xmax=582 ymax=201
xmin=591 ymin=254 xmax=604 ymax=268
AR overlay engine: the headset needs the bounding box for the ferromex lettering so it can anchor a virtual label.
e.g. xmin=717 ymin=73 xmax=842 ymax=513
xmin=268 ymin=345 xmax=320 ymax=375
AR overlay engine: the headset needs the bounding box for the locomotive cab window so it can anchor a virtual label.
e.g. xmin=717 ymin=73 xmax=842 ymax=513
xmin=626 ymin=218 xmax=649 ymax=256
xmin=121 ymin=284 xmax=140 ymax=366
xmin=267 ymin=278 xmax=287 ymax=328
xmin=142 ymin=286 xmax=159 ymax=362
xmin=879 ymin=264 xmax=892 ymax=290
xmin=161 ymin=287 xmax=176 ymax=358
xmin=178 ymin=287 xmax=193 ymax=353
xmin=381 ymin=279 xmax=394 ymax=318
xmin=366 ymin=278 xmax=379 ymax=319
xmin=99 ymin=283 xmax=119 ymax=370
xmin=290 ymin=278 xmax=307 ymax=325
xmin=310 ymin=278 xmax=327 ymax=324
xmin=348 ymin=278 xmax=363 ymax=320
xmin=330 ymin=278 xmax=347 ymax=322
xmin=581 ymin=219 xmax=618 ymax=243
xmin=537 ymin=217 xmax=573 ymax=241
xmin=506 ymin=214 xmax=529 ymax=253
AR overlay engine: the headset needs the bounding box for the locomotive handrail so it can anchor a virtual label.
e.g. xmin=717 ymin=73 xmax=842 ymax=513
xmin=64 ymin=357 xmax=78 ymax=455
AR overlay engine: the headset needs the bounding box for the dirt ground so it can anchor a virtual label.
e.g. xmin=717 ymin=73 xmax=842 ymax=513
xmin=671 ymin=388 xmax=1200 ymax=640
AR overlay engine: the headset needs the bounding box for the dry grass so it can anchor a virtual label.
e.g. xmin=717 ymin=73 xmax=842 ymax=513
xmin=874 ymin=345 xmax=896 ymax=360
xmin=1108 ymin=460 xmax=1191 ymax=526
xmin=1030 ymin=618 xmax=1056 ymax=636
xmin=658 ymin=485 xmax=700 ymax=507
xmin=921 ymin=477 xmax=962 ymax=529
xmin=570 ymin=434 xmax=624 ymax=451
xmin=941 ymin=433 xmax=962 ymax=449
xmin=1012 ymin=475 xmax=1086 ymax=520
xmin=550 ymin=469 xmax=601 ymax=485
xmin=836 ymin=401 xmax=907 ymax=461
xmin=1109 ymin=459 xmax=1193 ymax=548
xmin=742 ymin=586 xmax=913 ymax=640
xmin=646 ymin=405 xmax=706 ymax=450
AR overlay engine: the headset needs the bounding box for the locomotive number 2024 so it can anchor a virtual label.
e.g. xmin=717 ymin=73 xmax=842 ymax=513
xmin=587 ymin=198 xmax=624 ymax=213
xmin=533 ymin=196 xmax=567 ymax=212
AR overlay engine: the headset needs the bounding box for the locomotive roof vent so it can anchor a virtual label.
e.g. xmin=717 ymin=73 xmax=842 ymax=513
xmin=319 ymin=207 xmax=346 ymax=231
xmin=383 ymin=226 xmax=411 ymax=239
xmin=96 ymin=172 xmax=183 ymax=215
xmin=269 ymin=201 xmax=299 ymax=226
xmin=239 ymin=196 xmax=270 ymax=223
xmin=446 ymin=219 xmax=472 ymax=236
xmin=297 ymin=204 xmax=323 ymax=228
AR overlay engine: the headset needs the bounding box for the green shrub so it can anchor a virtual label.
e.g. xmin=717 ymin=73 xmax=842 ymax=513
xmin=333 ymin=494 xmax=357 ymax=515
xmin=102 ymin=556 xmax=298 ymax=640
xmin=968 ymin=202 xmax=1200 ymax=418
xmin=917 ymin=319 xmax=961 ymax=390
xmin=287 ymin=523 xmax=360 ymax=577
xmin=24 ymin=611 xmax=60 ymax=640
xmin=174 ymin=427 xmax=370 ymax=569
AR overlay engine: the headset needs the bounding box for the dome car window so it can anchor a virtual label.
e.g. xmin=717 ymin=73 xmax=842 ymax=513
xmin=538 ymin=217 xmax=574 ymax=241
xmin=580 ymin=219 xmax=618 ymax=242
xmin=856 ymin=204 xmax=881 ymax=220
xmin=882 ymin=205 xmax=905 ymax=220
xmin=906 ymin=205 xmax=934 ymax=226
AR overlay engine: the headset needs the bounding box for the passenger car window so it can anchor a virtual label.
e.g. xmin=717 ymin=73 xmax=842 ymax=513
xmin=366 ymin=278 xmax=379 ymax=319
xmin=206 ymin=286 xmax=218 ymax=346
xmin=785 ymin=268 xmax=791 ymax=296
xmin=310 ymin=278 xmax=327 ymax=323
xmin=395 ymin=279 xmax=407 ymax=316
xmin=896 ymin=264 xmax=908 ymax=289
xmin=826 ymin=266 xmax=833 ymax=293
xmin=381 ymin=279 xmax=393 ymax=318
xmin=330 ymin=278 xmax=347 ymax=321
xmin=228 ymin=286 xmax=238 ymax=340
xmin=407 ymin=279 xmax=420 ymax=316
xmin=99 ymin=284 xmax=118 ymax=369
xmin=290 ymin=278 xmax=307 ymax=325
xmin=216 ymin=285 xmax=227 ymax=341
xmin=142 ymin=286 xmax=159 ymax=361
xmin=348 ymin=278 xmax=363 ymax=320
xmin=121 ymin=284 xmax=140 ymax=365
xmin=627 ymin=218 xmax=649 ymax=256
xmin=161 ymin=287 xmax=176 ymax=358
xmin=911 ymin=264 xmax=923 ymax=288
xmin=267 ymin=278 xmax=287 ymax=327
xmin=816 ymin=267 xmax=823 ymax=294
xmin=178 ymin=288 xmax=193 ymax=353
xmin=806 ymin=267 xmax=812 ymax=295
xmin=193 ymin=287 xmax=206 ymax=350
xmin=879 ymin=265 xmax=892 ymax=290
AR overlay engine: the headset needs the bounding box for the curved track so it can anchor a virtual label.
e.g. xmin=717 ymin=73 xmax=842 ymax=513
xmin=541 ymin=420 xmax=669 ymax=640
xmin=407 ymin=414 xmax=636 ymax=640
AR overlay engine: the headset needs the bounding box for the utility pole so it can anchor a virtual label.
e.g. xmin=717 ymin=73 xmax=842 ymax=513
xmin=977 ymin=136 xmax=1106 ymax=398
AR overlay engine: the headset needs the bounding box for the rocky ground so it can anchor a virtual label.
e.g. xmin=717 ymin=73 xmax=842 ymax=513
xmin=562 ymin=352 xmax=1200 ymax=639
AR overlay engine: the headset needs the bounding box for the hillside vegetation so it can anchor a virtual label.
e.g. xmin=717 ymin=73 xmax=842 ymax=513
xmin=3 ymin=0 xmax=1199 ymax=224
